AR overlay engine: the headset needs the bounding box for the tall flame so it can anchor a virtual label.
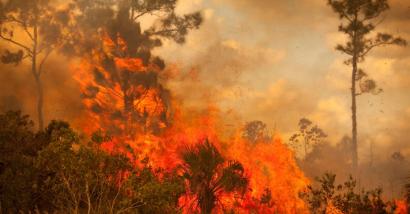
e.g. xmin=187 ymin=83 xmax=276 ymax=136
xmin=72 ymin=34 xmax=310 ymax=213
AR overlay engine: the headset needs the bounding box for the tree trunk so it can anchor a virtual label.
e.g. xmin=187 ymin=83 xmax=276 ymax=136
xmin=31 ymin=13 xmax=44 ymax=131
xmin=351 ymin=54 xmax=358 ymax=169
xmin=200 ymin=190 xmax=215 ymax=214
xmin=351 ymin=13 xmax=359 ymax=170
xmin=34 ymin=74 xmax=44 ymax=131
xmin=32 ymin=16 xmax=44 ymax=131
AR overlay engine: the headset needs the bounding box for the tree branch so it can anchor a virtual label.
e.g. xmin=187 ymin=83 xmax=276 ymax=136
xmin=132 ymin=6 xmax=169 ymax=21
xmin=23 ymin=25 xmax=35 ymax=42
xmin=110 ymin=179 xmax=124 ymax=214
xmin=133 ymin=10 xmax=151 ymax=20
xmin=6 ymin=15 xmax=25 ymax=25
xmin=147 ymin=28 xmax=179 ymax=36
xmin=38 ymin=48 xmax=53 ymax=77
xmin=359 ymin=41 xmax=397 ymax=58
xmin=0 ymin=32 xmax=33 ymax=54
xmin=341 ymin=11 xmax=353 ymax=22
xmin=5 ymin=15 xmax=34 ymax=41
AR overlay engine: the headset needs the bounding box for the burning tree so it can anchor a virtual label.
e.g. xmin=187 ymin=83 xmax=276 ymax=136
xmin=327 ymin=0 xmax=407 ymax=169
xmin=78 ymin=36 xmax=172 ymax=137
xmin=71 ymin=0 xmax=202 ymax=137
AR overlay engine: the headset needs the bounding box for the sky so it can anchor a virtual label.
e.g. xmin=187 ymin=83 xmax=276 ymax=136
xmin=155 ymin=0 xmax=410 ymax=162
xmin=0 ymin=0 xmax=409 ymax=164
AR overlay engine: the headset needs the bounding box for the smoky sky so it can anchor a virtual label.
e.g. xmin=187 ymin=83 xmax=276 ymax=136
xmin=0 ymin=51 xmax=85 ymax=128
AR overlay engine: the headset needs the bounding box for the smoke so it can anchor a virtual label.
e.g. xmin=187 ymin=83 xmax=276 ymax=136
xmin=0 ymin=47 xmax=85 ymax=129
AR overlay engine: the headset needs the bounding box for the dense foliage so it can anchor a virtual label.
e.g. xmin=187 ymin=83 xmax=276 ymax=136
xmin=0 ymin=111 xmax=185 ymax=213
xmin=303 ymin=173 xmax=398 ymax=214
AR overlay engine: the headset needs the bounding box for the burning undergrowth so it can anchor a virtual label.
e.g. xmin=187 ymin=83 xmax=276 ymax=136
xmin=72 ymin=33 xmax=309 ymax=213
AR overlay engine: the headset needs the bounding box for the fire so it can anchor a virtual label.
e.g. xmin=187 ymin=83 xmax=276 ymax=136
xmin=395 ymin=200 xmax=408 ymax=214
xmin=227 ymin=136 xmax=309 ymax=213
xmin=73 ymin=33 xmax=310 ymax=213
xmin=325 ymin=201 xmax=344 ymax=214
xmin=74 ymin=33 xmax=168 ymax=137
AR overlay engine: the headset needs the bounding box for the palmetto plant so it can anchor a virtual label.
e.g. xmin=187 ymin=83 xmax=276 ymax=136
xmin=181 ymin=140 xmax=248 ymax=214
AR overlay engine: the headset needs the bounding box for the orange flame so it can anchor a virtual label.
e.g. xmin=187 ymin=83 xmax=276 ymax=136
xmin=72 ymin=33 xmax=310 ymax=213
xmin=395 ymin=200 xmax=408 ymax=214
xmin=73 ymin=33 xmax=167 ymax=136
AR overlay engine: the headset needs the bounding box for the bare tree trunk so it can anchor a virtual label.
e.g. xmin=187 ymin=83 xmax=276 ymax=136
xmin=351 ymin=54 xmax=358 ymax=169
xmin=32 ymin=16 xmax=44 ymax=131
xmin=351 ymin=13 xmax=359 ymax=170
xmin=34 ymin=75 xmax=44 ymax=131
